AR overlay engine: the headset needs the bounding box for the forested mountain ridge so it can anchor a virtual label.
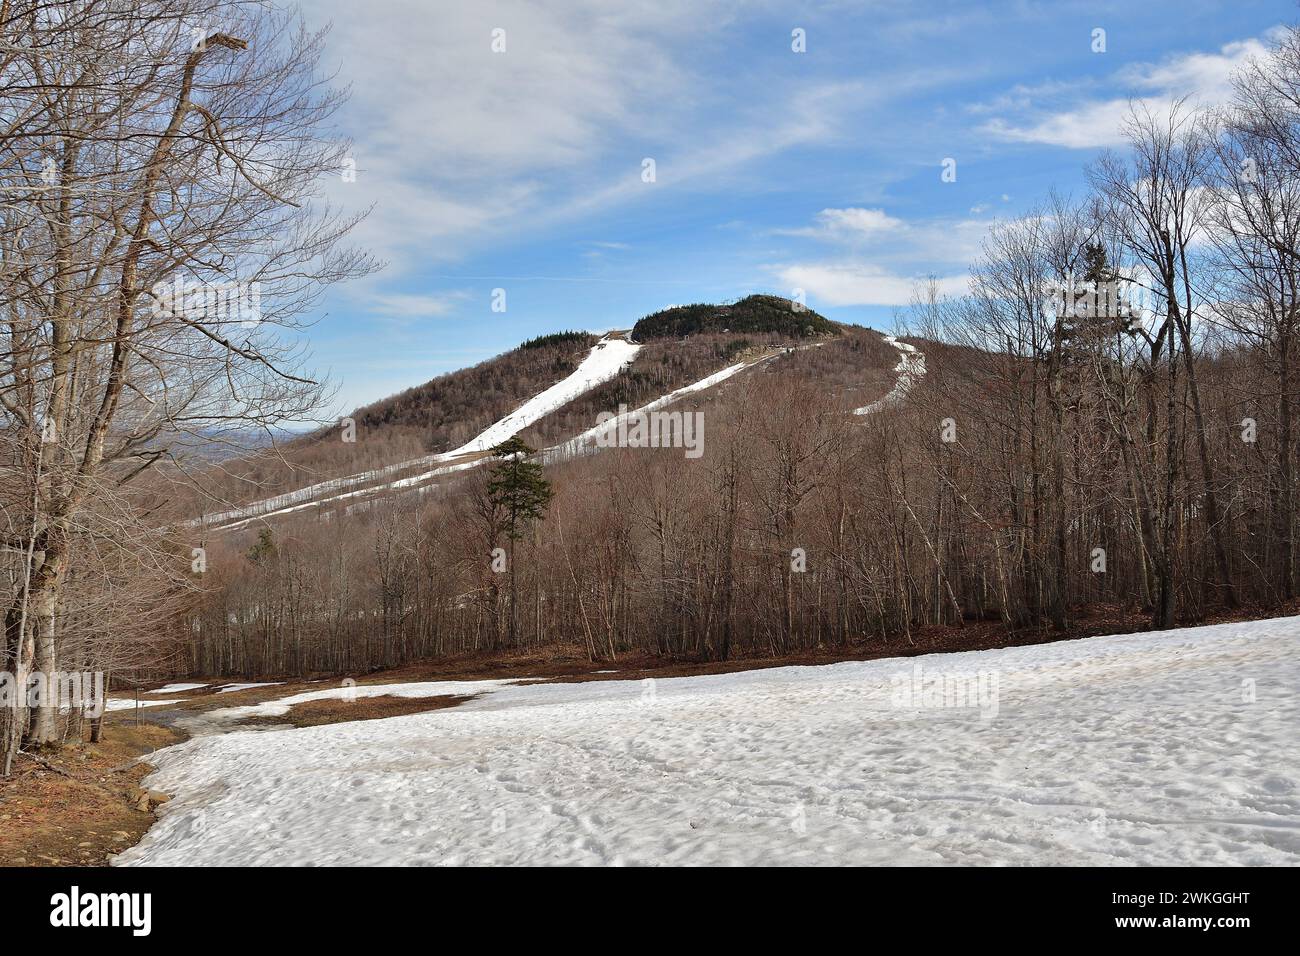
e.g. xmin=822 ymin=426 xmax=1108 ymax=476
xmin=158 ymin=299 xmax=865 ymax=524
xmin=632 ymin=294 xmax=839 ymax=340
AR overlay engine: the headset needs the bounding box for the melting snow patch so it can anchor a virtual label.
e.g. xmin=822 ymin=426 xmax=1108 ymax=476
xmin=184 ymin=679 xmax=525 ymax=732
xmin=217 ymin=682 xmax=286 ymax=694
xmin=197 ymin=335 xmax=640 ymax=530
xmin=105 ymin=698 xmax=187 ymax=711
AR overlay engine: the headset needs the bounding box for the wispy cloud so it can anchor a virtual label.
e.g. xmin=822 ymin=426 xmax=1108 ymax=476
xmin=771 ymin=208 xmax=982 ymax=307
xmin=777 ymin=207 xmax=905 ymax=239
xmin=982 ymin=35 xmax=1273 ymax=149
xmin=310 ymin=0 xmax=768 ymax=273
xmin=370 ymin=292 xmax=469 ymax=321
xmin=778 ymin=262 xmax=967 ymax=307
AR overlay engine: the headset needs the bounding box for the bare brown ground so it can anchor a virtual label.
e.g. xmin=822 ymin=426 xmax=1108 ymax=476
xmin=0 ymin=719 xmax=185 ymax=866
xmin=238 ymin=693 xmax=478 ymax=728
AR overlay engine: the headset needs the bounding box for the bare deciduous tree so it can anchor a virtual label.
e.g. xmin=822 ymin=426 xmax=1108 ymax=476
xmin=0 ymin=0 xmax=375 ymax=763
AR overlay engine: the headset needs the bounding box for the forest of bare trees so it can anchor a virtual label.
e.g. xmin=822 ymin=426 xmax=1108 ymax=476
xmin=4 ymin=3 xmax=1300 ymax=763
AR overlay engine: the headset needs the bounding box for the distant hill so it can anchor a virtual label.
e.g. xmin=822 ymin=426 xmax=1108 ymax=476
xmin=632 ymin=294 xmax=839 ymax=341
xmin=154 ymin=299 xmax=890 ymax=524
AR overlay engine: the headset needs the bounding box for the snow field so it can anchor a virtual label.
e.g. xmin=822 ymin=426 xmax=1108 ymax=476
xmin=116 ymin=617 xmax=1299 ymax=866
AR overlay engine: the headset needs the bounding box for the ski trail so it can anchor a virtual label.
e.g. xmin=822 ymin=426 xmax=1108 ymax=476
xmin=209 ymin=459 xmax=484 ymax=532
xmin=855 ymin=334 xmax=925 ymax=415
xmin=440 ymin=335 xmax=640 ymax=457
xmin=544 ymin=348 xmax=793 ymax=463
xmin=193 ymin=334 xmax=640 ymax=529
xmin=206 ymin=346 xmax=809 ymax=530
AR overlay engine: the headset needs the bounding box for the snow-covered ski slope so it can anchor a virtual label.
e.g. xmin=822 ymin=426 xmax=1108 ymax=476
xmin=201 ymin=339 xmax=815 ymax=529
xmin=202 ymin=329 xmax=912 ymax=531
xmin=196 ymin=334 xmax=640 ymax=529
xmin=545 ymin=345 xmax=815 ymax=462
xmin=212 ymin=355 xmax=772 ymax=529
xmin=443 ymin=335 xmax=641 ymax=457
xmin=855 ymin=334 xmax=925 ymax=415
xmin=117 ymin=615 xmax=1299 ymax=866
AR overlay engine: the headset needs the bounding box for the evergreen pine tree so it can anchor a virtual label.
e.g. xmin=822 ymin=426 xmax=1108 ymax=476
xmin=246 ymin=528 xmax=276 ymax=565
xmin=487 ymin=437 xmax=554 ymax=645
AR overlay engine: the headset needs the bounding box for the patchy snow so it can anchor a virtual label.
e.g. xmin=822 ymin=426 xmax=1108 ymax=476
xmin=116 ymin=617 xmax=1299 ymax=866
xmin=217 ymin=682 xmax=285 ymax=694
xmin=202 ymin=336 xmax=786 ymax=529
xmin=855 ymin=334 xmax=926 ymax=415
xmin=194 ymin=457 xmax=423 ymax=529
xmin=211 ymin=459 xmax=484 ymax=533
xmin=147 ymin=683 xmax=208 ymax=694
xmin=195 ymin=679 xmax=527 ymax=731
xmin=105 ymin=698 xmax=187 ymax=712
xmin=197 ymin=338 xmax=832 ymax=531
xmin=547 ymin=360 xmax=750 ymax=462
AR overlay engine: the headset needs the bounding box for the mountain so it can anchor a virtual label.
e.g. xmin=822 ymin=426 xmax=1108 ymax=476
xmin=160 ymin=296 xmax=893 ymax=528
xmin=632 ymin=294 xmax=840 ymax=340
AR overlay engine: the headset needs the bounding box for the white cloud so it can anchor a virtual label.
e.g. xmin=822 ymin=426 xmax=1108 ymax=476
xmin=370 ymin=292 xmax=467 ymax=320
xmin=781 ymin=207 xmax=990 ymax=264
xmin=307 ymin=0 xmax=798 ymax=274
xmin=984 ymin=35 xmax=1273 ymax=149
xmin=1122 ymin=37 xmax=1270 ymax=99
xmin=780 ymin=206 xmax=905 ymax=239
xmin=823 ymin=208 xmax=903 ymax=233
xmin=320 ymin=1 xmax=695 ymax=181
xmin=778 ymin=263 xmax=967 ymax=307
xmin=772 ymin=206 xmax=989 ymax=307
xmin=985 ymin=98 xmax=1138 ymax=149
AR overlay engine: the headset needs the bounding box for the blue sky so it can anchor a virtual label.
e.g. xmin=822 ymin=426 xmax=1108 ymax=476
xmin=298 ymin=0 xmax=1288 ymax=415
